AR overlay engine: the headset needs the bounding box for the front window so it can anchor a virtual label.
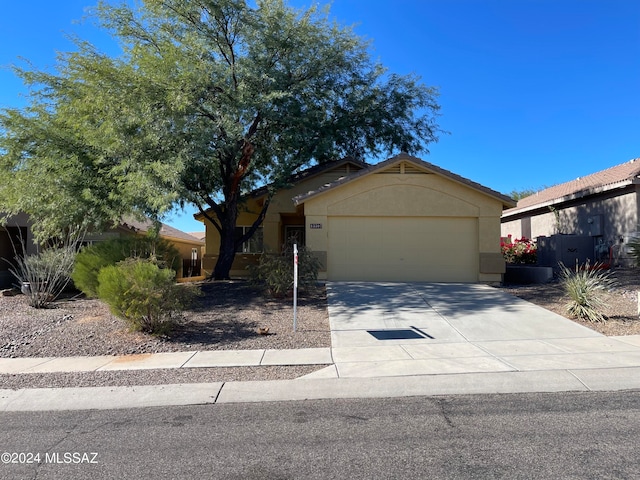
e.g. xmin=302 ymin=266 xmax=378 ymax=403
xmin=234 ymin=226 xmax=263 ymax=253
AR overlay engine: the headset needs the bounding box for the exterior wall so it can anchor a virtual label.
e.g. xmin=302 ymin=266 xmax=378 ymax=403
xmin=501 ymin=186 xmax=640 ymax=266
xmin=168 ymin=238 xmax=203 ymax=279
xmin=303 ymin=171 xmax=506 ymax=282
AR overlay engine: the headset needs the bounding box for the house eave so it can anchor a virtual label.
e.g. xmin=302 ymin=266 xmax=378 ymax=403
xmin=295 ymin=153 xmax=516 ymax=208
xmin=194 ymin=157 xmax=369 ymax=221
xmin=502 ymin=178 xmax=638 ymax=219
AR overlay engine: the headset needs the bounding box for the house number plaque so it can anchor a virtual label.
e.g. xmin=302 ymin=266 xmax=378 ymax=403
xmin=309 ymin=223 xmax=322 ymax=229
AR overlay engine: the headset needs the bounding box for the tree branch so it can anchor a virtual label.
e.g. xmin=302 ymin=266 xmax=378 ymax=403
xmin=239 ymin=194 xmax=272 ymax=245
xmin=197 ymin=197 xmax=223 ymax=235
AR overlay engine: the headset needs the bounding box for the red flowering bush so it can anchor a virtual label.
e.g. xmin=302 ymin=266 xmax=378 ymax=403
xmin=501 ymin=235 xmax=537 ymax=264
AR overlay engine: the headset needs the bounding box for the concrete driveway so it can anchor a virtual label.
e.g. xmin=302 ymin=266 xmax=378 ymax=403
xmin=311 ymin=282 xmax=640 ymax=379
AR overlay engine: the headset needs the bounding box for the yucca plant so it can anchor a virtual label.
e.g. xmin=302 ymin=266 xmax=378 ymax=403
xmin=558 ymin=260 xmax=617 ymax=322
xmin=7 ymin=228 xmax=84 ymax=308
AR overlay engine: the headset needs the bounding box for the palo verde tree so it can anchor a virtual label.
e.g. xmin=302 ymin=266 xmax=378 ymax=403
xmin=0 ymin=0 xmax=442 ymax=279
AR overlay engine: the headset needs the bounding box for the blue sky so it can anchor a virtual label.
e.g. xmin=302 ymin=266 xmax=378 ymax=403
xmin=1 ymin=0 xmax=639 ymax=233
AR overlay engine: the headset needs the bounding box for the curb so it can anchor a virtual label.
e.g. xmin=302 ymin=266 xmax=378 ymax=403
xmin=2 ymin=367 xmax=640 ymax=411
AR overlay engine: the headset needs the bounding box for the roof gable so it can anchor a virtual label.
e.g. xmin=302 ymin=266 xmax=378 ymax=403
xmin=505 ymin=158 xmax=640 ymax=215
xmin=294 ymin=153 xmax=516 ymax=208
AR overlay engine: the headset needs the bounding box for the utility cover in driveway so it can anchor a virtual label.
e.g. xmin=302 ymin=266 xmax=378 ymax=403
xmin=367 ymin=329 xmax=429 ymax=340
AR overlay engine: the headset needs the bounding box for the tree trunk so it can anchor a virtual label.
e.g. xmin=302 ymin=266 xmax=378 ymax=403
xmin=212 ymin=198 xmax=239 ymax=280
xmin=211 ymin=139 xmax=258 ymax=280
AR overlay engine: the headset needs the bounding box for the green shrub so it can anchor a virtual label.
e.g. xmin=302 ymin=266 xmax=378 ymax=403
xmin=559 ymin=260 xmax=617 ymax=322
xmin=248 ymin=242 xmax=322 ymax=297
xmin=628 ymin=236 xmax=640 ymax=266
xmin=97 ymin=258 xmax=197 ymax=334
xmin=72 ymin=236 xmax=179 ymax=297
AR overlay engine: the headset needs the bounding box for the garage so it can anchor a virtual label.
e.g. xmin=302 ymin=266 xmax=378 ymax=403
xmin=327 ymin=216 xmax=479 ymax=282
xmin=294 ymin=153 xmax=515 ymax=283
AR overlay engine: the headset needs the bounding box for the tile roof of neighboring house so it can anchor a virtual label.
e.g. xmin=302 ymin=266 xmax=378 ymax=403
xmin=294 ymin=153 xmax=516 ymax=207
xmin=503 ymin=158 xmax=640 ymax=216
xmin=120 ymin=217 xmax=205 ymax=245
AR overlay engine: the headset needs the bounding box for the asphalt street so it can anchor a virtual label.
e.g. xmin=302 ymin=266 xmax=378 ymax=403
xmin=1 ymin=391 xmax=639 ymax=479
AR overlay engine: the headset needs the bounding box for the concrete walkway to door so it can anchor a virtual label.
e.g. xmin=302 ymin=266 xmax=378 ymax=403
xmin=305 ymin=282 xmax=640 ymax=386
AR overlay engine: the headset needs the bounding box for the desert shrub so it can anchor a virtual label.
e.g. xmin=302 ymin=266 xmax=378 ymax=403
xmin=628 ymin=236 xmax=640 ymax=266
xmin=8 ymin=233 xmax=80 ymax=308
xmin=72 ymin=236 xmax=179 ymax=297
xmin=559 ymin=260 xmax=617 ymax=322
xmin=96 ymin=258 xmax=198 ymax=334
xmin=248 ymin=242 xmax=322 ymax=297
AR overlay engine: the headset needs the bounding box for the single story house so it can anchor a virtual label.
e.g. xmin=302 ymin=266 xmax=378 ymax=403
xmin=85 ymin=217 xmax=205 ymax=281
xmin=0 ymin=215 xmax=205 ymax=289
xmin=501 ymin=158 xmax=640 ymax=267
xmin=197 ymin=153 xmax=515 ymax=283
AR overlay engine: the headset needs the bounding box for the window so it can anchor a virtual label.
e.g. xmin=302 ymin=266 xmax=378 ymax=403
xmin=234 ymin=226 xmax=263 ymax=253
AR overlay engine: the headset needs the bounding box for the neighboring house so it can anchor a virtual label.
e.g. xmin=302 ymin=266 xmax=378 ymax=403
xmin=0 ymin=215 xmax=205 ymax=289
xmin=197 ymin=153 xmax=515 ymax=283
xmin=188 ymin=231 xmax=206 ymax=258
xmin=188 ymin=231 xmax=206 ymax=243
xmin=501 ymin=158 xmax=640 ymax=267
xmin=87 ymin=218 xmax=206 ymax=281
xmin=0 ymin=213 xmax=38 ymax=289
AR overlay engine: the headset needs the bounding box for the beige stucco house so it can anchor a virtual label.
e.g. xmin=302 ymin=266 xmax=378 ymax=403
xmin=86 ymin=218 xmax=206 ymax=281
xmin=198 ymin=153 xmax=515 ymax=283
xmin=501 ymin=158 xmax=640 ymax=266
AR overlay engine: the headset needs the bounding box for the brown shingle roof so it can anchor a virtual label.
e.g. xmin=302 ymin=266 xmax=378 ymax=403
xmin=120 ymin=217 xmax=205 ymax=245
xmin=504 ymin=158 xmax=640 ymax=216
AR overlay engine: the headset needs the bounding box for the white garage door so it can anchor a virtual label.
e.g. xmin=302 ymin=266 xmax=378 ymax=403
xmin=327 ymin=216 xmax=479 ymax=282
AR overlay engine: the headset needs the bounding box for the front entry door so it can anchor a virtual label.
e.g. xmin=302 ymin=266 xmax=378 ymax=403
xmin=284 ymin=225 xmax=305 ymax=247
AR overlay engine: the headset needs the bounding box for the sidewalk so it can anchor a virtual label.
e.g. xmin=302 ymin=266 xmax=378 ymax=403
xmin=2 ymin=336 xmax=640 ymax=411
xmin=0 ymin=348 xmax=333 ymax=375
xmin=2 ymin=282 xmax=640 ymax=411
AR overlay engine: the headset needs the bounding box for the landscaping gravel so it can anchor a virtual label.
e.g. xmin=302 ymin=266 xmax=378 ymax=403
xmin=0 ymin=281 xmax=331 ymax=389
xmin=0 ymin=281 xmax=330 ymax=358
xmin=499 ymin=267 xmax=640 ymax=336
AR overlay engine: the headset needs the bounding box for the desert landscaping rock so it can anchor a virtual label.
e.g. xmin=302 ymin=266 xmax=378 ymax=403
xmin=0 ymin=281 xmax=330 ymax=359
